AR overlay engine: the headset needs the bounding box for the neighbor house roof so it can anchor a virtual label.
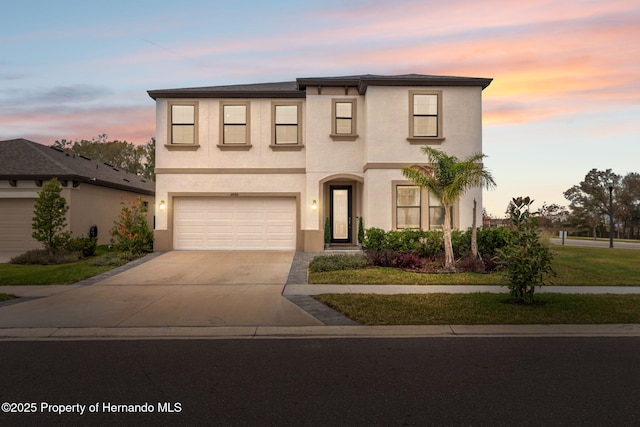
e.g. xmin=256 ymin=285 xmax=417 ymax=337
xmin=147 ymin=74 xmax=493 ymax=99
xmin=0 ymin=139 xmax=155 ymax=196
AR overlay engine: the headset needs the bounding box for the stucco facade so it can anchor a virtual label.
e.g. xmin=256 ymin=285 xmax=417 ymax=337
xmin=149 ymin=74 xmax=492 ymax=252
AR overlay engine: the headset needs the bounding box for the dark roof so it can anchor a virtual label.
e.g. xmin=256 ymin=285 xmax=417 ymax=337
xmin=147 ymin=74 xmax=492 ymax=99
xmin=0 ymin=139 xmax=155 ymax=196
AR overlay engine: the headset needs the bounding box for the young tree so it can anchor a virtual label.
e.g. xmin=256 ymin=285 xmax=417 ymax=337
xmin=402 ymin=146 xmax=496 ymax=272
xmin=497 ymin=197 xmax=555 ymax=303
xmin=32 ymin=178 xmax=71 ymax=255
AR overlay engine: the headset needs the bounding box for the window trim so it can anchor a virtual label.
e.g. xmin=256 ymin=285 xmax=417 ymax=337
xmin=330 ymin=98 xmax=358 ymax=141
xmin=407 ymin=90 xmax=445 ymax=144
xmin=165 ymin=102 xmax=199 ymax=150
xmin=392 ymin=180 xmax=459 ymax=230
xmin=395 ymin=184 xmax=422 ymax=229
xmin=218 ymin=102 xmax=252 ymax=151
xmin=271 ymin=102 xmax=304 ymax=151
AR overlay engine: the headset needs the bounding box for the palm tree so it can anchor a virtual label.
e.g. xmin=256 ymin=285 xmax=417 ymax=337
xmin=402 ymin=146 xmax=496 ymax=272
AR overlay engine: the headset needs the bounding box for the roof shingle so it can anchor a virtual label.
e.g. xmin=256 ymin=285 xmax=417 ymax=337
xmin=0 ymin=139 xmax=154 ymax=195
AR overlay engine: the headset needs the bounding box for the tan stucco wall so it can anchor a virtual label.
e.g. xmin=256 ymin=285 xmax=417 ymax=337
xmin=0 ymin=180 xmax=154 ymax=250
xmin=68 ymin=183 xmax=154 ymax=245
xmin=154 ymin=84 xmax=486 ymax=250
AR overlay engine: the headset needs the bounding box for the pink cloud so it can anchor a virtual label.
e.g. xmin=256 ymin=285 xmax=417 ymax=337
xmin=0 ymin=105 xmax=155 ymax=146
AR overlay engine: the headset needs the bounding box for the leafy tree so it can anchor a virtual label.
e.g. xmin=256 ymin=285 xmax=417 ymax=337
xmin=537 ymin=202 xmax=570 ymax=233
xmin=32 ymin=177 xmax=71 ymax=255
xmin=564 ymin=169 xmax=619 ymax=238
xmin=617 ymin=173 xmax=640 ymax=239
xmin=402 ymin=146 xmax=496 ymax=272
xmin=110 ymin=197 xmax=154 ymax=254
xmin=497 ymin=197 xmax=555 ymax=303
xmin=52 ymin=134 xmax=155 ymax=180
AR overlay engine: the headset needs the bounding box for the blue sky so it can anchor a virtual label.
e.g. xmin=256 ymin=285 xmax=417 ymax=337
xmin=1 ymin=0 xmax=638 ymax=216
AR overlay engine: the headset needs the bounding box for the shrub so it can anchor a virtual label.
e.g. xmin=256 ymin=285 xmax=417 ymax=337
xmin=363 ymin=227 xmax=387 ymax=250
xmin=497 ymin=197 xmax=555 ymax=303
xmin=88 ymin=251 xmax=137 ymax=267
xmin=451 ymin=229 xmax=471 ymax=258
xmin=365 ymin=249 xmax=396 ymax=267
xmin=309 ymin=254 xmax=368 ymax=273
xmin=110 ymin=197 xmax=153 ymax=254
xmin=11 ymin=249 xmax=81 ymax=265
xmin=65 ymin=236 xmax=98 ymax=257
xmin=476 ymin=227 xmax=511 ymax=256
xmin=390 ymin=251 xmax=424 ymax=270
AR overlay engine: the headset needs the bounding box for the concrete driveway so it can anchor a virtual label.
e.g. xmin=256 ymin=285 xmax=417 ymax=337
xmin=0 ymin=251 xmax=323 ymax=328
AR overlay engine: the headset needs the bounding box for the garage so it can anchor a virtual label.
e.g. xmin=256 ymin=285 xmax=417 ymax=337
xmin=0 ymin=198 xmax=40 ymax=253
xmin=173 ymin=197 xmax=296 ymax=250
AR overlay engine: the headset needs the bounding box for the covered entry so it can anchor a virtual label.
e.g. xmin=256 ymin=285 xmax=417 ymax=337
xmin=322 ymin=176 xmax=363 ymax=246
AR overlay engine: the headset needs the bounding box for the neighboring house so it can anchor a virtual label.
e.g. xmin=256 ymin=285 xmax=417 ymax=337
xmin=0 ymin=139 xmax=155 ymax=257
xmin=148 ymin=74 xmax=492 ymax=252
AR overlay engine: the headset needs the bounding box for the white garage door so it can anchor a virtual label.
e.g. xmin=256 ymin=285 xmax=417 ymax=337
xmin=174 ymin=197 xmax=296 ymax=250
xmin=0 ymin=198 xmax=40 ymax=253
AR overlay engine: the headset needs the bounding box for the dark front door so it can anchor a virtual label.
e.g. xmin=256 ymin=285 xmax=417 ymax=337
xmin=330 ymin=186 xmax=352 ymax=244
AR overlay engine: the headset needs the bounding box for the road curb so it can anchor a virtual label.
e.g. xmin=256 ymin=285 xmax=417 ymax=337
xmin=2 ymin=324 xmax=640 ymax=341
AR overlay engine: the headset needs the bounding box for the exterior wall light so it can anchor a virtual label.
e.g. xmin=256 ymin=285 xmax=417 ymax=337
xmin=311 ymin=200 xmax=318 ymax=210
xmin=159 ymin=200 xmax=166 ymax=212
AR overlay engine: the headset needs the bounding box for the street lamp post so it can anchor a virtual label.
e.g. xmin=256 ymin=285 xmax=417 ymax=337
xmin=608 ymin=185 xmax=614 ymax=249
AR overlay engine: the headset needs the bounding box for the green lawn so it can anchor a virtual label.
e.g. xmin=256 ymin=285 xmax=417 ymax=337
xmin=0 ymin=248 xmax=137 ymax=286
xmin=0 ymin=260 xmax=115 ymax=286
xmin=310 ymin=246 xmax=640 ymax=286
xmin=314 ymin=293 xmax=640 ymax=325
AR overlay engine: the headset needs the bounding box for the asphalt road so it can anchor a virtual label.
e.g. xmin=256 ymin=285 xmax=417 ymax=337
xmin=550 ymin=237 xmax=640 ymax=250
xmin=1 ymin=337 xmax=640 ymax=426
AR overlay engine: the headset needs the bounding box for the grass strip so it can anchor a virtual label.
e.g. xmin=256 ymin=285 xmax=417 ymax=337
xmin=0 ymin=293 xmax=17 ymax=302
xmin=314 ymin=293 xmax=640 ymax=325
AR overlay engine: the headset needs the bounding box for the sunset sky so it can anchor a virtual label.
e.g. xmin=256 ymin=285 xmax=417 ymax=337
xmin=1 ymin=0 xmax=638 ymax=216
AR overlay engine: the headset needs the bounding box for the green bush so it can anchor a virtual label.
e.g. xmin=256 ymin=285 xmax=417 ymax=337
xmin=476 ymin=227 xmax=511 ymax=257
xmin=497 ymin=197 xmax=555 ymax=303
xmin=363 ymin=227 xmax=387 ymax=250
xmin=65 ymin=236 xmax=98 ymax=257
xmin=88 ymin=251 xmax=137 ymax=267
xmin=309 ymin=254 xmax=368 ymax=273
xmin=11 ymin=249 xmax=81 ymax=265
xmin=110 ymin=197 xmax=153 ymax=254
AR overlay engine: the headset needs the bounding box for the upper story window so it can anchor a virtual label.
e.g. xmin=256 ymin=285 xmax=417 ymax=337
xmin=271 ymin=102 xmax=304 ymax=151
xmin=219 ymin=102 xmax=251 ymax=150
xmin=166 ymin=102 xmax=199 ymax=150
xmin=331 ymin=99 xmax=358 ymax=141
xmin=408 ymin=90 xmax=444 ymax=144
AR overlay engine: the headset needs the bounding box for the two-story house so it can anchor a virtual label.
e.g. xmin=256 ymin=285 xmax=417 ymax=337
xmin=148 ymin=74 xmax=492 ymax=252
